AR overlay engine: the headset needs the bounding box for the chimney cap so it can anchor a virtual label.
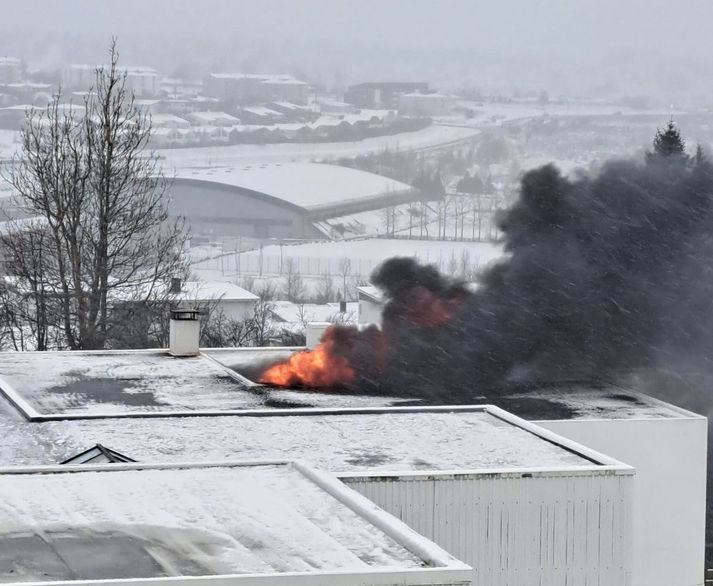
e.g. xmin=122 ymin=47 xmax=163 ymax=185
xmin=171 ymin=308 xmax=201 ymax=321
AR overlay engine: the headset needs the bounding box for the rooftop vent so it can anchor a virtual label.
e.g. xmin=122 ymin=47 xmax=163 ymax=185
xmin=169 ymin=309 xmax=201 ymax=357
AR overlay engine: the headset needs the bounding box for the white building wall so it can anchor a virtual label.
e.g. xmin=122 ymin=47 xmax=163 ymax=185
xmin=219 ymin=299 xmax=257 ymax=321
xmin=537 ymin=415 xmax=707 ymax=586
xmin=343 ymin=470 xmax=633 ymax=586
xmin=358 ymin=298 xmax=383 ymax=326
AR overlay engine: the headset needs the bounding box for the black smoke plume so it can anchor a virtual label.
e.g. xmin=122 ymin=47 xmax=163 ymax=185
xmin=370 ymin=152 xmax=713 ymax=401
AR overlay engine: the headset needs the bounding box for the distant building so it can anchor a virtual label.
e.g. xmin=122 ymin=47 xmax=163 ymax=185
xmin=344 ymin=82 xmax=429 ymax=109
xmin=160 ymin=77 xmax=202 ymax=97
xmin=204 ymin=73 xmax=309 ymax=105
xmin=174 ymin=280 xmax=259 ymax=321
xmin=270 ymin=301 xmax=358 ymax=332
xmin=0 ymin=58 xmax=22 ymax=84
xmin=0 ymin=82 xmax=52 ymax=106
xmin=161 ymin=95 xmax=221 ymax=115
xmin=149 ymin=113 xmax=191 ymax=130
xmin=62 ymin=64 xmax=95 ymax=89
xmin=63 ymin=64 xmax=160 ymax=97
xmin=0 ymin=105 xmax=29 ymax=130
xmin=398 ymin=92 xmax=454 ymax=116
xmin=185 ymin=110 xmax=240 ymax=127
xmin=260 ymin=77 xmax=309 ymax=105
xmin=125 ymin=67 xmax=160 ymax=97
xmin=318 ymin=98 xmax=357 ymax=114
xmin=239 ymin=106 xmax=284 ymax=125
xmin=167 ymin=163 xmax=417 ymax=239
xmin=357 ymin=285 xmax=384 ymax=326
xmin=266 ymin=101 xmax=313 ymax=121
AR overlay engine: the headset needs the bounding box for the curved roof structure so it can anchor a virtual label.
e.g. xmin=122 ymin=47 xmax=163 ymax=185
xmin=172 ymin=162 xmax=416 ymax=216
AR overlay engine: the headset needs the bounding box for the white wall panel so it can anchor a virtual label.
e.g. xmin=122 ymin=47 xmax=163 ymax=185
xmin=345 ymin=472 xmax=632 ymax=586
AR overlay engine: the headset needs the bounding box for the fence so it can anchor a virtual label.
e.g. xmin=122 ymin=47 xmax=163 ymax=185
xmin=193 ymin=250 xmax=486 ymax=280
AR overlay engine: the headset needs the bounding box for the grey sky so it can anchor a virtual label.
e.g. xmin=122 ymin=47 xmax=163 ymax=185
xmin=2 ymin=0 xmax=713 ymax=102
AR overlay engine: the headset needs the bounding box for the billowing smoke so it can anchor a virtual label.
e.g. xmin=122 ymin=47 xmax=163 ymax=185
xmin=379 ymin=150 xmax=713 ymax=400
xmin=262 ymin=142 xmax=713 ymax=403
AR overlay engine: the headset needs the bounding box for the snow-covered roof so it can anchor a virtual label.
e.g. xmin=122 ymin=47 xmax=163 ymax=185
xmin=0 ymin=349 xmax=402 ymax=421
xmin=241 ymin=106 xmax=283 ymax=117
xmin=149 ymin=113 xmax=191 ymax=126
xmin=176 ymin=280 xmax=259 ymax=302
xmin=270 ymin=101 xmax=309 ymax=110
xmin=0 ymin=462 xmax=467 ymax=582
xmin=187 ymin=111 xmax=240 ymax=123
xmin=0 ymin=405 xmax=633 ymax=473
xmin=400 ymin=92 xmax=451 ymax=99
xmin=357 ymin=285 xmax=384 ymax=303
xmin=261 ymin=78 xmax=308 ymax=86
xmin=310 ymin=115 xmax=350 ymax=128
xmin=172 ymin=163 xmax=415 ymax=211
xmin=271 ymin=301 xmax=358 ymax=324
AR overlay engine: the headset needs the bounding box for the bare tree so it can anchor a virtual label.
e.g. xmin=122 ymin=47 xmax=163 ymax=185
xmin=1 ymin=40 xmax=188 ymax=350
xmin=338 ymin=257 xmax=352 ymax=300
xmin=281 ymin=258 xmax=306 ymax=302
xmin=315 ymin=276 xmax=336 ymax=304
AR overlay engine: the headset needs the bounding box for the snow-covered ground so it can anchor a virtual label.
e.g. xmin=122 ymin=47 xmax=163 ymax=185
xmin=192 ymin=238 xmax=504 ymax=281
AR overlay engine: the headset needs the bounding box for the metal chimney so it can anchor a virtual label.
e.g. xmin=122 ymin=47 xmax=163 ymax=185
xmin=169 ymin=309 xmax=201 ymax=357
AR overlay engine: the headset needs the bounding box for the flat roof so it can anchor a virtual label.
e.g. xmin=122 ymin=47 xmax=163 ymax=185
xmin=486 ymin=384 xmax=699 ymax=421
xmin=0 ymin=405 xmax=630 ymax=472
xmin=0 ymin=462 xmax=466 ymax=582
xmin=0 ymin=349 xmax=404 ymax=420
xmin=173 ymin=163 xmax=415 ymax=211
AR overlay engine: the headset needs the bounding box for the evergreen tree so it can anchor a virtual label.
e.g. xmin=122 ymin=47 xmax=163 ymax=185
xmin=647 ymin=120 xmax=687 ymax=161
xmin=695 ymin=144 xmax=707 ymax=166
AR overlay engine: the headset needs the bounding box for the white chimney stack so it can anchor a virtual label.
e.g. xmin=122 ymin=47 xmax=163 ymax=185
xmin=305 ymin=322 xmax=331 ymax=349
xmin=169 ymin=309 xmax=201 ymax=357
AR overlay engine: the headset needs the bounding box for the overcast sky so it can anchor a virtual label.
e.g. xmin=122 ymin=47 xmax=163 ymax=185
xmin=3 ymin=0 xmax=713 ymax=103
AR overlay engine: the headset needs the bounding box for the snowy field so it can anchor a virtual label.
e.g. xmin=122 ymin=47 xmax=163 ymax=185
xmin=192 ymin=238 xmax=504 ymax=281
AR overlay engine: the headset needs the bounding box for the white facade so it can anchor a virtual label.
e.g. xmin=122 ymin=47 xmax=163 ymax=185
xmin=335 ymin=407 xmax=633 ymax=586
xmin=62 ymin=64 xmax=96 ymax=89
xmin=125 ymin=67 xmax=160 ymax=97
xmin=175 ymin=281 xmax=259 ymax=321
xmin=536 ymin=404 xmax=707 ymax=586
xmin=357 ymin=286 xmax=384 ymax=325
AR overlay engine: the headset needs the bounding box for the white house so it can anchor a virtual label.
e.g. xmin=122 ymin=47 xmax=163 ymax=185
xmin=357 ymin=285 xmax=384 ymax=325
xmin=175 ymin=280 xmax=259 ymax=321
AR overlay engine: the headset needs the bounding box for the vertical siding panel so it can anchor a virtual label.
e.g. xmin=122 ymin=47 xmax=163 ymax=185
xmin=343 ymin=472 xmax=630 ymax=586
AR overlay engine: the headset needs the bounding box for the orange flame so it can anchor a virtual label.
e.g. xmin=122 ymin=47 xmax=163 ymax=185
xmin=259 ymin=337 xmax=356 ymax=387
